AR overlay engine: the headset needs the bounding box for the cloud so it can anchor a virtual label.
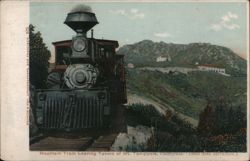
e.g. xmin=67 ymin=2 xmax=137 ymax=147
xmin=228 ymin=12 xmax=238 ymax=19
xmin=210 ymin=24 xmax=222 ymax=31
xmin=210 ymin=12 xmax=240 ymax=31
xmin=125 ymin=38 xmax=130 ymax=42
xmin=154 ymin=32 xmax=172 ymax=38
xmin=131 ymin=8 xmax=138 ymax=13
xmin=109 ymin=8 xmax=145 ymax=20
xmin=223 ymin=23 xmax=240 ymax=30
xmin=109 ymin=9 xmax=126 ymax=16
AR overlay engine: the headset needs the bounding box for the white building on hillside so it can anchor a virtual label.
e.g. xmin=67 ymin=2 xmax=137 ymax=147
xmin=198 ymin=64 xmax=230 ymax=76
xmin=156 ymin=56 xmax=167 ymax=62
xmin=127 ymin=63 xmax=135 ymax=68
xmin=156 ymin=55 xmax=172 ymax=62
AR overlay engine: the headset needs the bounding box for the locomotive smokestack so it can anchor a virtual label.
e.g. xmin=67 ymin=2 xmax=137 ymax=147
xmin=64 ymin=4 xmax=98 ymax=35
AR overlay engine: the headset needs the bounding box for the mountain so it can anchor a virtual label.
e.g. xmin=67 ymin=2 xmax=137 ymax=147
xmin=117 ymin=40 xmax=247 ymax=75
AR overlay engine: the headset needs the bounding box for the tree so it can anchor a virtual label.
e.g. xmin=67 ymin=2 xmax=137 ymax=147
xmin=197 ymin=103 xmax=215 ymax=137
xmin=29 ymin=24 xmax=51 ymax=88
xmin=212 ymin=97 xmax=228 ymax=135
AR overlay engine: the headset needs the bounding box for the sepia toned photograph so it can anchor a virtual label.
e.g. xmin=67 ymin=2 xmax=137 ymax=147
xmin=27 ymin=1 xmax=248 ymax=153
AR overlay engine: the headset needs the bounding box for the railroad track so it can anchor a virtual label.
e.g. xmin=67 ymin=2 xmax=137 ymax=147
xmin=86 ymin=133 xmax=118 ymax=151
xmin=30 ymin=105 xmax=125 ymax=151
xmin=30 ymin=133 xmax=118 ymax=151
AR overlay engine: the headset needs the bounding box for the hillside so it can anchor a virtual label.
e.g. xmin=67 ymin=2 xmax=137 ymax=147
xmin=127 ymin=68 xmax=247 ymax=119
xmin=118 ymin=40 xmax=247 ymax=75
xmin=119 ymin=40 xmax=247 ymax=152
xmin=123 ymin=103 xmax=246 ymax=152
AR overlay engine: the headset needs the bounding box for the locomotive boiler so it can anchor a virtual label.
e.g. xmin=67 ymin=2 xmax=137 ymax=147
xmin=34 ymin=7 xmax=127 ymax=131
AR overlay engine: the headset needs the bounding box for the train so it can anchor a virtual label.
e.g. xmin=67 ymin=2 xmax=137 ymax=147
xmin=33 ymin=7 xmax=127 ymax=132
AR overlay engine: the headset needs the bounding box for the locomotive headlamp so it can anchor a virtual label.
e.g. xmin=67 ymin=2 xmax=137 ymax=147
xmin=71 ymin=36 xmax=88 ymax=58
xmin=73 ymin=38 xmax=86 ymax=52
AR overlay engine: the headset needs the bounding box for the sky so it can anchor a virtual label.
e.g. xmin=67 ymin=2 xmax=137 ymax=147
xmin=30 ymin=2 xmax=248 ymax=60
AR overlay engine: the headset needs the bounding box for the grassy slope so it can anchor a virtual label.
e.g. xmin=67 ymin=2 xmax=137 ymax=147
xmin=127 ymin=68 xmax=247 ymax=119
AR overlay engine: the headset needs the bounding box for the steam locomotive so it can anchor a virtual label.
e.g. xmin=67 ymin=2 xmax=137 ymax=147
xmin=33 ymin=8 xmax=127 ymax=131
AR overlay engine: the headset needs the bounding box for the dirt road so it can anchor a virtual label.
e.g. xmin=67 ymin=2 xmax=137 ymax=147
xmin=127 ymin=93 xmax=198 ymax=127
